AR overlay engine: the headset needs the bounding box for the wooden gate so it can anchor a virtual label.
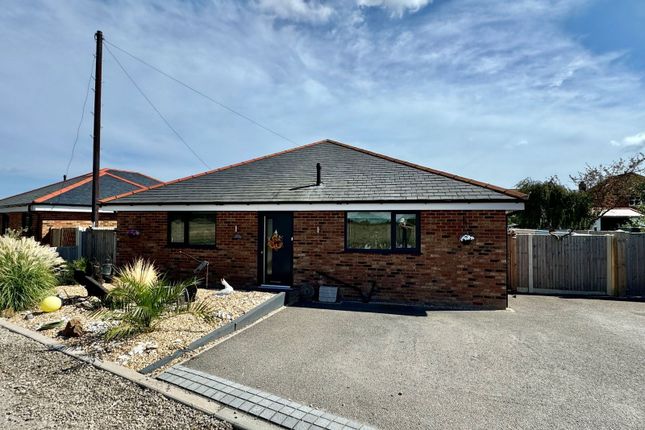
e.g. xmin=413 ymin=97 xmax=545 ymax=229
xmin=511 ymin=234 xmax=609 ymax=294
xmin=81 ymin=229 xmax=117 ymax=264
xmin=52 ymin=228 xmax=116 ymax=264
xmin=509 ymin=231 xmax=645 ymax=296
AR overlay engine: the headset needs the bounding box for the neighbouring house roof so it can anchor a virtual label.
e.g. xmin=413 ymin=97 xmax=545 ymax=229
xmin=0 ymin=168 xmax=162 ymax=211
xmin=102 ymin=140 xmax=525 ymax=207
xmin=600 ymin=207 xmax=643 ymax=218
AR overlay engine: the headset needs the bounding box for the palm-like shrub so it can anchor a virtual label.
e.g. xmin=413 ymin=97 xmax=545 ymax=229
xmin=0 ymin=234 xmax=65 ymax=311
xmin=101 ymin=259 xmax=214 ymax=340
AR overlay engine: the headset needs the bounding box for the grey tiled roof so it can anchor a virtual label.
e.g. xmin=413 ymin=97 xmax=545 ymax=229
xmin=0 ymin=169 xmax=162 ymax=209
xmin=105 ymin=140 xmax=524 ymax=205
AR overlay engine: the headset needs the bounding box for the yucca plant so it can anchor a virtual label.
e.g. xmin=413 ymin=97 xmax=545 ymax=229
xmin=99 ymin=259 xmax=215 ymax=340
xmin=0 ymin=234 xmax=65 ymax=311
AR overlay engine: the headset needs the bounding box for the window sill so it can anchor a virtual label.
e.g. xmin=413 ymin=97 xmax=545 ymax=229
xmin=167 ymin=243 xmax=217 ymax=250
xmin=344 ymin=248 xmax=421 ymax=256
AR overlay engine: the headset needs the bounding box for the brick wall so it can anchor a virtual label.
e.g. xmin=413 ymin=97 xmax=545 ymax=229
xmin=293 ymin=211 xmax=508 ymax=310
xmin=116 ymin=212 xmax=258 ymax=287
xmin=36 ymin=212 xmax=117 ymax=241
xmin=115 ymin=210 xmax=508 ymax=309
xmin=2 ymin=211 xmax=116 ymax=242
xmin=7 ymin=212 xmax=24 ymax=231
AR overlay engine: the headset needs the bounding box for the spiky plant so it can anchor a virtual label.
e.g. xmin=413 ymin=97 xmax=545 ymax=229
xmin=99 ymin=259 xmax=215 ymax=340
xmin=0 ymin=234 xmax=65 ymax=311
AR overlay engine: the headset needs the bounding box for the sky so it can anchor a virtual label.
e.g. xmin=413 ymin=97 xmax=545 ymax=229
xmin=1 ymin=0 xmax=645 ymax=198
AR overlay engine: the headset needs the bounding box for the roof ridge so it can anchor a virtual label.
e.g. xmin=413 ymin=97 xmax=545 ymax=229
xmin=35 ymin=169 xmax=114 ymax=203
xmin=104 ymin=171 xmax=147 ymax=189
xmin=101 ymin=140 xmax=326 ymax=203
xmin=323 ymin=139 xmax=527 ymax=200
xmin=0 ymin=173 xmax=90 ymax=204
xmin=101 ymin=139 xmax=526 ymax=204
xmin=106 ymin=168 xmax=162 ymax=184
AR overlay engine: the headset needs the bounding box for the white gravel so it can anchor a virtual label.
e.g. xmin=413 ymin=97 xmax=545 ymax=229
xmin=0 ymin=327 xmax=232 ymax=430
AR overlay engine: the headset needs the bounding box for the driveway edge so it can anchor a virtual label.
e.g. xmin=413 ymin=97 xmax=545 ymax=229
xmin=0 ymin=318 xmax=280 ymax=430
xmin=140 ymin=292 xmax=286 ymax=374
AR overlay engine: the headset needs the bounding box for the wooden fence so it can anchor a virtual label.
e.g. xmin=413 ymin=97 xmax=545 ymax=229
xmin=53 ymin=228 xmax=116 ymax=264
xmin=508 ymin=231 xmax=645 ymax=296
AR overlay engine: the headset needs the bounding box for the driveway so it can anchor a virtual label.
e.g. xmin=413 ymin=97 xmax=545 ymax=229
xmin=184 ymin=296 xmax=645 ymax=429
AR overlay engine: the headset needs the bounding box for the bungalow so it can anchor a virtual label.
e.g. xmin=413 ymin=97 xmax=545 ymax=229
xmin=0 ymin=168 xmax=161 ymax=243
xmin=102 ymin=140 xmax=526 ymax=309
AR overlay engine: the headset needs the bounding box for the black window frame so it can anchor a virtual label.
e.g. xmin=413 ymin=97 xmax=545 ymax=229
xmin=344 ymin=211 xmax=421 ymax=254
xmin=0 ymin=214 xmax=7 ymax=234
xmin=167 ymin=212 xmax=217 ymax=248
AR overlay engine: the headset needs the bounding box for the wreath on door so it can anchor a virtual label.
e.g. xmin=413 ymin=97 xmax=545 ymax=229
xmin=268 ymin=231 xmax=284 ymax=251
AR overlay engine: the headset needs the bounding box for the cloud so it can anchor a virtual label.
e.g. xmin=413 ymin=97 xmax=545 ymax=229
xmin=0 ymin=0 xmax=644 ymax=197
xmin=357 ymin=0 xmax=433 ymax=17
xmin=611 ymin=132 xmax=645 ymax=148
xmin=255 ymin=0 xmax=333 ymax=22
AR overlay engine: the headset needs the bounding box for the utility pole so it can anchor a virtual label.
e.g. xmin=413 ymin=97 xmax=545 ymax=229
xmin=91 ymin=30 xmax=103 ymax=227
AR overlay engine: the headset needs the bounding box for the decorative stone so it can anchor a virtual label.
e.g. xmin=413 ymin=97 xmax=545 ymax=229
xmin=60 ymin=318 xmax=84 ymax=337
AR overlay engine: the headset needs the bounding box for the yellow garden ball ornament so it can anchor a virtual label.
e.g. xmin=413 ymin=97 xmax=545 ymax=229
xmin=39 ymin=296 xmax=62 ymax=313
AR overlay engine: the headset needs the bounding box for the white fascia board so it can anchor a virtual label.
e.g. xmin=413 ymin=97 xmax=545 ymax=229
xmin=31 ymin=205 xmax=114 ymax=213
xmin=0 ymin=206 xmax=29 ymax=213
xmin=105 ymin=202 xmax=525 ymax=212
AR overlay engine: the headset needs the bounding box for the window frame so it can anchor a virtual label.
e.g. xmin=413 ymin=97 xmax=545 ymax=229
xmin=167 ymin=212 xmax=217 ymax=248
xmin=344 ymin=211 xmax=421 ymax=254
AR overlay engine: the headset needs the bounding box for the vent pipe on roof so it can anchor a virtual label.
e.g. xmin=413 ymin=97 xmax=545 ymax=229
xmin=316 ymin=163 xmax=321 ymax=186
xmin=63 ymin=175 xmax=67 ymax=181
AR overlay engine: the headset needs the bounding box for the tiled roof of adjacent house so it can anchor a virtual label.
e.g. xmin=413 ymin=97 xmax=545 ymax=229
xmin=0 ymin=169 xmax=162 ymax=209
xmin=103 ymin=140 xmax=525 ymax=205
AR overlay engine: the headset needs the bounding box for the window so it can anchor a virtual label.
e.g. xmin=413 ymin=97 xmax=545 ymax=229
xmin=395 ymin=213 xmax=417 ymax=249
xmin=168 ymin=213 xmax=216 ymax=247
xmin=346 ymin=211 xmax=419 ymax=253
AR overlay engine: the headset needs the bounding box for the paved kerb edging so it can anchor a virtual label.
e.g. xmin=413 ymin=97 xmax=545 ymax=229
xmin=0 ymin=318 xmax=280 ymax=430
xmin=140 ymin=292 xmax=286 ymax=374
xmin=160 ymin=365 xmax=377 ymax=430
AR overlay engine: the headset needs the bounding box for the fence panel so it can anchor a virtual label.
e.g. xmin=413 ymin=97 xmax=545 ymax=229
xmin=81 ymin=229 xmax=116 ymax=264
xmin=626 ymin=234 xmax=645 ymax=296
xmin=532 ymin=235 xmax=607 ymax=293
xmin=55 ymin=246 xmax=79 ymax=261
xmin=509 ymin=230 xmax=645 ymax=296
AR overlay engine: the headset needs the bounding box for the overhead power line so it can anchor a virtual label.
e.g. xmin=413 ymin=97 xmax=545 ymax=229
xmin=105 ymin=44 xmax=211 ymax=170
xmin=103 ymin=39 xmax=297 ymax=145
xmin=50 ymin=53 xmax=95 ymax=206
xmin=64 ymin=55 xmax=95 ymax=179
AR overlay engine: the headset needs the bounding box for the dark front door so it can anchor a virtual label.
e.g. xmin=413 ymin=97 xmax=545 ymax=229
xmin=259 ymin=212 xmax=293 ymax=286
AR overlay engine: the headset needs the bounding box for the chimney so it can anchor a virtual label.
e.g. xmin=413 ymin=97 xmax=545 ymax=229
xmin=316 ymin=163 xmax=321 ymax=186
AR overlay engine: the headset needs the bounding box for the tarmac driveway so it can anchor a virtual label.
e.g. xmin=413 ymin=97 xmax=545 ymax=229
xmin=185 ymin=296 xmax=645 ymax=429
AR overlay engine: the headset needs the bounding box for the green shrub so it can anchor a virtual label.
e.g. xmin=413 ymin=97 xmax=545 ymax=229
xmin=98 ymin=259 xmax=214 ymax=340
xmin=57 ymin=258 xmax=88 ymax=286
xmin=0 ymin=234 xmax=65 ymax=311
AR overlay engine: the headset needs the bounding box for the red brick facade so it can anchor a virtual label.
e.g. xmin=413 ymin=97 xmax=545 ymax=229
xmin=116 ymin=212 xmax=258 ymax=288
xmin=115 ymin=210 xmax=508 ymax=309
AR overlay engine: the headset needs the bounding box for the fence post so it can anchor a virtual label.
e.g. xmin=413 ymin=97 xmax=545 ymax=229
xmin=606 ymin=234 xmax=615 ymax=296
xmin=528 ymin=234 xmax=534 ymax=293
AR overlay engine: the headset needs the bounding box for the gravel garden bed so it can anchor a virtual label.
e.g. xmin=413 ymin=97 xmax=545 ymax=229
xmin=0 ymin=326 xmax=232 ymax=430
xmin=7 ymin=285 xmax=274 ymax=372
